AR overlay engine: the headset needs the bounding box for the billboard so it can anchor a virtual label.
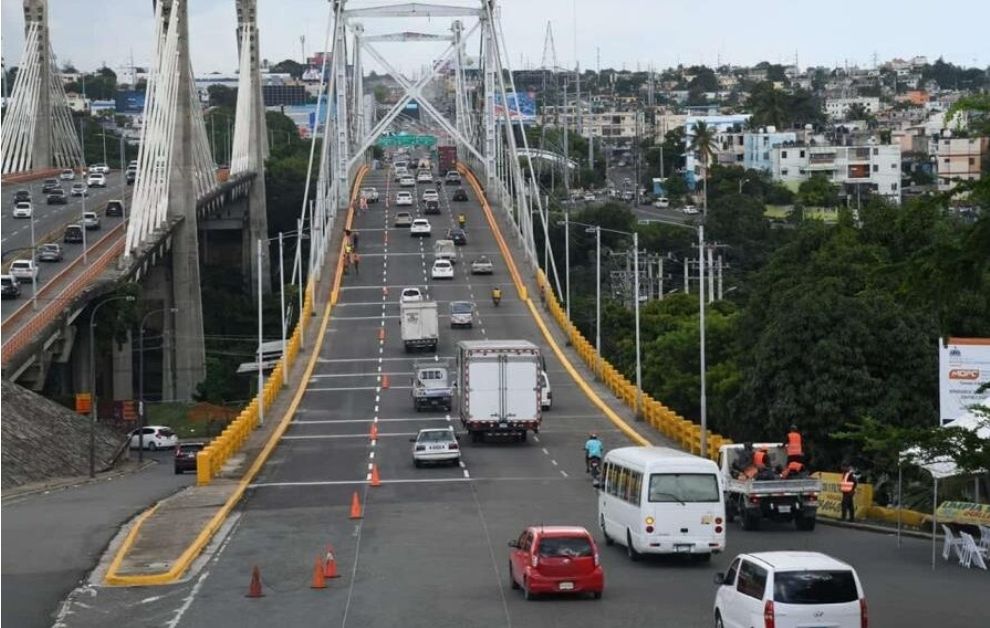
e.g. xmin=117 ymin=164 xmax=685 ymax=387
xmin=938 ymin=337 xmax=990 ymax=426
xmin=493 ymin=91 xmax=536 ymax=123
xmin=115 ymin=90 xmax=145 ymax=114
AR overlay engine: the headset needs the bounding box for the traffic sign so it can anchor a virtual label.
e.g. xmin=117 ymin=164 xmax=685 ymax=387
xmin=376 ymin=134 xmax=436 ymax=148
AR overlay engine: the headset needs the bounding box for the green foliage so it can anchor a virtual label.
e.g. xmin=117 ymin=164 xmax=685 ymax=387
xmin=76 ymin=117 xmax=139 ymax=168
xmin=746 ymin=82 xmax=825 ymax=129
xmin=207 ymin=84 xmax=238 ymax=108
xmin=797 ymin=174 xmax=840 ymax=208
xmin=270 ymin=59 xmax=307 ymax=79
xmin=921 ymin=58 xmax=989 ymax=91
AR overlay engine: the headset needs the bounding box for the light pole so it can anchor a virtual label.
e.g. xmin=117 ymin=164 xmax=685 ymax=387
xmin=89 ymin=294 xmax=136 ymax=477
xmin=564 ymin=206 xmax=571 ymax=318
xmin=78 ymin=118 xmax=89 ymax=264
xmin=29 ymin=211 xmax=38 ymax=310
xmin=257 ymin=239 xmax=265 ymax=427
xmin=138 ymin=306 xmax=177 ymax=461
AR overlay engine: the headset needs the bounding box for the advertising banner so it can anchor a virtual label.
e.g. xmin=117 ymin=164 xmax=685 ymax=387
xmin=812 ymin=472 xmax=874 ymax=520
xmin=493 ymin=91 xmax=536 ymax=123
xmin=114 ymin=90 xmax=146 ymax=113
xmin=939 ymin=337 xmax=990 ymax=426
xmin=935 ymin=501 xmax=990 ymax=526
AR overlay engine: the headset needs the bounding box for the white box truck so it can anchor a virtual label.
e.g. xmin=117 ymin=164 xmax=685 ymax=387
xmin=456 ymin=340 xmax=542 ymax=443
xmin=401 ymin=301 xmax=439 ymax=352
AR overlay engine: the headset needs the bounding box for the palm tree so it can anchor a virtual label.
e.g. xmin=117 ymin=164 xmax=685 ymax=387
xmin=689 ymin=120 xmax=719 ymax=213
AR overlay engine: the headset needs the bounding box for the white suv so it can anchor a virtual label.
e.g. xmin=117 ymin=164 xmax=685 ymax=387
xmin=714 ymin=551 xmax=867 ymax=628
xmin=410 ymin=218 xmax=431 ymax=237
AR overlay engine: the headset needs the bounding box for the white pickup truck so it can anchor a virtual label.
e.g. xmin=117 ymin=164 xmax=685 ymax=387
xmin=718 ymin=443 xmax=821 ymax=531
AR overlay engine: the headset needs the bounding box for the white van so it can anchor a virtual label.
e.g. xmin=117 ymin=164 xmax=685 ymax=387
xmin=598 ymin=446 xmax=725 ymax=560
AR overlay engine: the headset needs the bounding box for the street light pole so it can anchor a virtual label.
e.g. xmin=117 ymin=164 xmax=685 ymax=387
xmin=564 ymin=206 xmax=571 ymax=318
xmin=278 ymin=232 xmax=287 ymax=383
xmin=89 ymin=295 xmax=135 ymax=477
xmin=633 ymin=231 xmax=642 ymax=416
xmin=29 ymin=209 xmax=37 ymax=310
xmin=138 ymin=306 xmax=176 ymax=461
xmin=257 ymin=239 xmax=265 ymax=427
xmin=595 ymin=226 xmax=601 ymax=354
xmin=698 ymin=225 xmax=708 ymax=458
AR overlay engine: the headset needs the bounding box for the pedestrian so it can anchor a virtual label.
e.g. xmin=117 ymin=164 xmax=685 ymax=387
xmin=351 ymin=231 xmax=359 ymax=251
xmin=840 ymin=463 xmax=857 ymax=522
xmin=351 ymin=251 xmax=360 ymax=275
xmin=785 ymin=424 xmax=803 ymax=464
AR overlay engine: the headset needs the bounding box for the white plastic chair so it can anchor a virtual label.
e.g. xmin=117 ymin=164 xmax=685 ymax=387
xmin=978 ymin=525 xmax=990 ymax=553
xmin=941 ymin=525 xmax=964 ymax=561
xmin=958 ymin=532 xmax=988 ymax=570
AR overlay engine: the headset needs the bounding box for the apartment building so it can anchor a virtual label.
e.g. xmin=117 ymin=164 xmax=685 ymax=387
xmin=931 ymin=135 xmax=989 ymax=192
xmin=539 ymin=105 xmax=645 ymax=140
xmin=683 ymin=114 xmax=751 ymax=186
xmin=743 ymin=128 xmax=799 ymax=172
xmin=825 ymin=97 xmax=882 ymax=120
xmin=770 ymin=142 xmax=902 ymax=203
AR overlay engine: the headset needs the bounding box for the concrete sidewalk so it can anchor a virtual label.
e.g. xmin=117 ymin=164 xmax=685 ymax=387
xmin=102 ymin=210 xmax=351 ymax=585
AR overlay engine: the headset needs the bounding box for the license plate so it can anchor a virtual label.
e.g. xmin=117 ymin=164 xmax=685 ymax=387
xmin=558 ymin=582 xmax=574 ymax=590
xmin=499 ymin=422 xmax=508 ymax=428
xmin=674 ymin=544 xmax=692 ymax=553
xmin=429 ymin=445 xmax=446 ymax=451
xmin=778 ymin=505 xmax=791 ymax=513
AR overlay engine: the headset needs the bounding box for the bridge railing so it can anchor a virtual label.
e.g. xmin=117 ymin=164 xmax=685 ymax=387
xmin=533 ymin=268 xmax=733 ymax=461
xmin=195 ymin=165 xmax=369 ymax=485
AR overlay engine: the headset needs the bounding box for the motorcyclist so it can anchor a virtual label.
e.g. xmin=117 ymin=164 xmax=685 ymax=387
xmin=458 ymin=213 xmax=466 ymax=227
xmin=491 ymin=286 xmax=502 ymax=306
xmin=584 ymin=432 xmax=604 ymax=474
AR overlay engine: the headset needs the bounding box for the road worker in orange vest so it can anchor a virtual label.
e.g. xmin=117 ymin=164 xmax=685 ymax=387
xmin=840 ymin=463 xmax=857 ymax=522
xmin=785 ymin=424 xmax=804 ymax=464
xmin=753 ymin=447 xmax=769 ymax=469
xmin=780 ymin=459 xmax=806 ymax=479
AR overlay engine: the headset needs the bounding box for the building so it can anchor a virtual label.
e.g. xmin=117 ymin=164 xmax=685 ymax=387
xmin=538 ymin=105 xmax=644 ymax=140
xmin=262 ymin=84 xmax=307 ymax=107
xmin=931 ymin=135 xmax=989 ymax=192
xmin=825 ymin=97 xmax=881 ymax=120
xmin=742 ymin=128 xmax=799 ymax=172
xmin=654 ymin=110 xmax=688 ymax=143
xmin=65 ymin=92 xmax=90 ymax=113
xmin=683 ymin=114 xmax=751 ymax=187
xmin=770 ymin=142 xmax=902 ymax=203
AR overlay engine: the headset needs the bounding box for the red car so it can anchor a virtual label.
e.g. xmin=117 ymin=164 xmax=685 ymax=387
xmin=507 ymin=526 xmax=604 ymax=600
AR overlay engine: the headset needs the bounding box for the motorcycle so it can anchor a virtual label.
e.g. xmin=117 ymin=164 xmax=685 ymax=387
xmin=458 ymin=214 xmax=466 ymax=228
xmin=589 ymin=456 xmax=602 ymax=483
xmin=491 ymin=290 xmax=502 ymax=307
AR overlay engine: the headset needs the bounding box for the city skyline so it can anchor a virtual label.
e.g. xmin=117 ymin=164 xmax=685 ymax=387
xmin=2 ymin=0 xmax=989 ymax=78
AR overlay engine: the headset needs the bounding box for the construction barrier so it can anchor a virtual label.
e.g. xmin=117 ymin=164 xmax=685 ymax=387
xmin=195 ymin=165 xmax=369 ymax=485
xmin=532 ymin=267 xmax=733 ymax=461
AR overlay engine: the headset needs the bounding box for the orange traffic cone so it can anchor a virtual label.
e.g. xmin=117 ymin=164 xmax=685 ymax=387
xmin=324 ymin=545 xmax=341 ymax=579
xmin=246 ymin=565 xmax=264 ymax=598
xmin=311 ymin=556 xmax=327 ymax=589
xmin=370 ymin=423 xmax=379 ymax=441
xmin=382 ymin=375 xmax=390 ymax=389
xmin=349 ymin=491 xmax=363 ymax=519
xmin=370 ymin=464 xmax=381 ymax=487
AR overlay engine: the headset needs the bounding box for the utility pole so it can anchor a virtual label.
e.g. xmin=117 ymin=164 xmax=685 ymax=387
xmin=562 ymin=80 xmax=570 ymax=191
xmin=717 ymin=254 xmax=724 ymax=300
xmin=698 ymin=225 xmax=708 ymax=458
xmin=708 ymin=245 xmax=715 ymax=304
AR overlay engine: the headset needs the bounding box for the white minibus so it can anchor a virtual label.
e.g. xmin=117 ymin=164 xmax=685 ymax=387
xmin=598 ymin=446 xmax=726 ymax=560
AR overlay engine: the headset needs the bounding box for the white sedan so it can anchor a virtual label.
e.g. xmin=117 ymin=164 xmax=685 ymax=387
xmin=128 ymin=425 xmax=179 ymax=450
xmin=410 ymin=218 xmax=432 ymax=237
xmin=416 ymin=171 xmax=433 ymax=183
xmin=86 ymin=173 xmax=107 ymax=188
xmin=401 ymin=287 xmax=424 ymax=302
xmin=411 ymin=427 xmax=460 ymax=467
xmin=431 ymin=259 xmax=454 ymax=279
xmin=422 ymin=189 xmax=439 ymax=202
xmin=682 ymin=205 xmax=699 ymax=215
xmin=59 ymin=169 xmax=76 ymax=180
xmin=395 ymin=191 xmax=413 ymax=206
xmin=12 ymin=202 xmax=33 ymax=219
xmin=399 ymin=176 xmax=416 ymax=187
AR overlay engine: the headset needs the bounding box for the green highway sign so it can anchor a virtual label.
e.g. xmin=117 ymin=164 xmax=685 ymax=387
xmin=376 ymin=134 xmax=437 ymax=148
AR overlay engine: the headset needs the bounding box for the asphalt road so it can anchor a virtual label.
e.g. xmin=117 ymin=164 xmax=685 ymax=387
xmin=1 ymin=172 xmax=131 ymax=322
xmin=0 ymin=450 xmax=193 ymax=628
xmin=54 ymin=163 xmax=988 ymax=628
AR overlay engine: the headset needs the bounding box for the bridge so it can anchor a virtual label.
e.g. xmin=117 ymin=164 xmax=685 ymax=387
xmin=1 ymin=2 xmax=985 ymax=628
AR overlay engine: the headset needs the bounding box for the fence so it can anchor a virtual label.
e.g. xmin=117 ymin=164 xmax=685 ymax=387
xmin=195 ymin=165 xmax=368 ymax=485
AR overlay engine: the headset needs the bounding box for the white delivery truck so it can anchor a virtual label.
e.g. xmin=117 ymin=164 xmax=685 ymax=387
xmin=400 ymin=301 xmax=439 ymax=352
xmin=456 ymin=340 xmax=542 ymax=443
xmin=433 ymin=239 xmax=457 ymax=263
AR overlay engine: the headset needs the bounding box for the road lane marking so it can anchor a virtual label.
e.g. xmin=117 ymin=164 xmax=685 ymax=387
xmin=249 ymin=475 xmax=575 ymax=488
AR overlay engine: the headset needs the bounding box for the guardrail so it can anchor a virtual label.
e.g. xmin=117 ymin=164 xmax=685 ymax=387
xmin=195 ymin=165 xmax=369 ymax=485
xmin=1 ymin=223 xmax=127 ymax=367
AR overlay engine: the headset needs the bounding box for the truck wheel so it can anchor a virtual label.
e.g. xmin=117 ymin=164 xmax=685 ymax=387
xmin=626 ymin=530 xmax=640 ymax=562
xmin=601 ymin=516 xmax=614 ymax=546
xmin=741 ymin=510 xmax=760 ymax=531
xmin=517 ymin=431 xmax=527 ymax=443
xmin=795 ymin=515 xmax=816 ymax=531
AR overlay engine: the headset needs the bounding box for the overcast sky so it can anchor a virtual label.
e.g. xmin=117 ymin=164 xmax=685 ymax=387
xmin=3 ymin=1 xmax=989 ymax=76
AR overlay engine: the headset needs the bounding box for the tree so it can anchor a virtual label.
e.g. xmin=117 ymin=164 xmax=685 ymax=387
xmin=207 ymin=84 xmax=238 ymax=108
xmin=270 ymin=59 xmax=306 ymax=79
xmin=688 ymin=121 xmax=718 ymax=212
xmin=746 ymin=82 xmax=788 ymax=129
xmin=797 ymin=174 xmax=840 ymax=208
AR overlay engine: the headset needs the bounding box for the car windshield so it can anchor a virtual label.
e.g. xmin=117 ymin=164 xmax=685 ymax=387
xmin=648 ymin=473 xmax=720 ymax=503
xmin=418 ymin=430 xmax=453 ymax=443
xmin=773 ymin=571 xmax=859 ymax=604
xmin=537 ymin=537 xmax=593 ymax=557
xmin=450 ymin=302 xmax=472 ymax=313
xmin=180 ymin=444 xmax=205 ymax=453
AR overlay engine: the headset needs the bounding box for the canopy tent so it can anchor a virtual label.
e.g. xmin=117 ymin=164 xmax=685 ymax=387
xmin=897 ymin=409 xmax=989 ymax=569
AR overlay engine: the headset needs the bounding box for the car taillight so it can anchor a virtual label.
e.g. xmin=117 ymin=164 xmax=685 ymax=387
xmin=860 ymin=598 xmax=868 ymax=628
xmin=593 ymin=552 xmax=600 ymax=567
xmin=806 ymin=493 xmax=818 ymax=502
xmin=763 ymin=600 xmax=775 ymax=628
xmin=449 ymin=443 xmax=458 ymax=450
xmin=715 ymin=517 xmax=723 ymax=525
xmin=749 ymin=495 xmax=761 ymax=504
xmin=645 ymin=525 xmax=654 ymax=533
xmin=415 ymin=445 xmax=426 ymax=451
xmin=715 ymin=526 xmax=723 ymax=534
xmin=530 ymin=554 xmax=538 ymax=568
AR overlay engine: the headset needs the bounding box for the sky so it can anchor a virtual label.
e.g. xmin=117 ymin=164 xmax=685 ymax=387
xmin=3 ymin=0 xmax=989 ymax=77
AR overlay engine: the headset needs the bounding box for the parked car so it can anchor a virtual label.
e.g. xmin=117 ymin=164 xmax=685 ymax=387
xmin=470 ymin=256 xmax=493 ymax=275
xmin=37 ymin=243 xmax=64 ymax=262
xmin=9 ymin=259 xmax=39 ymax=281
xmin=653 ymin=197 xmax=670 ymax=208
xmin=682 ymin=205 xmax=699 ymax=215
xmin=59 ymin=168 xmax=76 ymax=180
xmin=105 ymin=200 xmax=125 ymax=217
xmin=714 ymin=551 xmax=868 ymax=628
xmin=452 ymin=188 xmax=468 ymax=202
xmin=12 ymin=202 xmax=33 ymax=218
xmin=174 ymin=441 xmax=206 ymax=474
xmin=394 ymin=212 xmax=413 ymax=227
xmin=13 ymin=189 xmax=31 ymax=203
xmin=128 ymin=425 xmax=179 ymax=450
xmin=410 ymin=427 xmax=460 ymax=467
xmin=70 ymin=182 xmax=88 ymax=197
xmin=83 ymin=211 xmax=101 ymax=230
xmin=41 ymin=178 xmax=60 ymax=193
xmin=1 ymin=275 xmax=21 ymax=300
xmin=63 ymin=224 xmax=84 ymax=243
xmin=46 ymin=188 xmax=67 ymax=205
xmin=431 ymin=259 xmax=454 ymax=279
xmin=395 ymin=191 xmax=413 ymax=206
xmin=447 ymin=228 xmax=467 ymax=245
xmin=583 ymin=192 xmax=596 ymax=202
xmin=449 ymin=300 xmax=475 ymax=328
xmin=508 ymin=526 xmax=604 ymax=600
xmin=400 ymin=287 xmax=423 ymax=303
xmin=86 ymin=173 xmax=106 ymax=188
xmin=410 ymin=218 xmax=432 ymax=237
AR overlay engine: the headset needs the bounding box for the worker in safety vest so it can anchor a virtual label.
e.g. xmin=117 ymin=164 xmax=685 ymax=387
xmin=780 ymin=459 xmax=806 ymax=479
xmin=785 ymin=424 xmax=803 ymax=464
xmin=840 ymin=464 xmax=857 ymax=522
xmin=753 ymin=447 xmax=769 ymax=469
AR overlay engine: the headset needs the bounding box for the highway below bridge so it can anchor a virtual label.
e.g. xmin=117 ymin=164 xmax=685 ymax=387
xmin=55 ymin=166 xmax=986 ymax=628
